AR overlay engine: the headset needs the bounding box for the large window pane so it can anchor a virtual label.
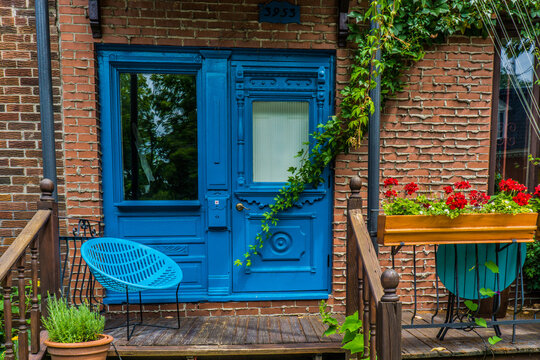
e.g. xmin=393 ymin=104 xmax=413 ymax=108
xmin=120 ymin=73 xmax=197 ymax=200
xmin=252 ymin=101 xmax=309 ymax=182
xmin=495 ymin=44 xmax=535 ymax=188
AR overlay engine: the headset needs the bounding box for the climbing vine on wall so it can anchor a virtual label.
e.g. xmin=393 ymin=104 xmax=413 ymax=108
xmin=236 ymin=0 xmax=540 ymax=267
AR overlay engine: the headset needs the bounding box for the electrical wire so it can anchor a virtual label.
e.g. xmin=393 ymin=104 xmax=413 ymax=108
xmin=485 ymin=1 xmax=539 ymax=133
xmin=485 ymin=0 xmax=540 ymax=127
xmin=474 ymin=0 xmax=540 ymax=143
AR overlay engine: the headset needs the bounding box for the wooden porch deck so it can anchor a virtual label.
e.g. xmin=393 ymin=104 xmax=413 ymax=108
xmin=104 ymin=312 xmax=540 ymax=359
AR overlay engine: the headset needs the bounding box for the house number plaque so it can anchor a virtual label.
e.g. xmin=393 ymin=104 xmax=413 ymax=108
xmin=258 ymin=1 xmax=300 ymax=24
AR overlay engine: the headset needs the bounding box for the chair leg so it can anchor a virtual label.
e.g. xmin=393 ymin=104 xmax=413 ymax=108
xmin=139 ymin=291 xmax=143 ymax=324
xmin=176 ymin=283 xmax=181 ymax=329
xmin=126 ymin=287 xmax=130 ymax=341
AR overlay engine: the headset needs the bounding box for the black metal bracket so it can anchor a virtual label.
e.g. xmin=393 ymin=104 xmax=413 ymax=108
xmin=497 ymin=239 xmax=517 ymax=253
xmin=337 ymin=0 xmax=349 ymax=47
xmin=88 ymin=0 xmax=102 ymax=38
xmin=391 ymin=244 xmax=404 ymax=256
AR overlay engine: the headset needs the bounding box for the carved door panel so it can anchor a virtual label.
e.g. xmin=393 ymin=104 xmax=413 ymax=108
xmin=230 ymin=55 xmax=334 ymax=295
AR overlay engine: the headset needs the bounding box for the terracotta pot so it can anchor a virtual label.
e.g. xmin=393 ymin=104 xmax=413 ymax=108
xmin=45 ymin=334 xmax=113 ymax=360
xmin=377 ymin=213 xmax=538 ymax=246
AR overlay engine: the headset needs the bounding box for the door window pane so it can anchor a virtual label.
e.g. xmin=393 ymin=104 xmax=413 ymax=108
xmin=120 ymin=73 xmax=197 ymax=200
xmin=252 ymin=101 xmax=309 ymax=182
xmin=495 ymin=44 xmax=535 ymax=188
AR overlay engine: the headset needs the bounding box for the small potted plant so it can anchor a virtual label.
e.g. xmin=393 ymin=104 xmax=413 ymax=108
xmin=42 ymin=295 xmax=112 ymax=360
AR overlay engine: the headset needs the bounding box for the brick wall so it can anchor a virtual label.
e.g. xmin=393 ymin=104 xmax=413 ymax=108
xmin=379 ymin=36 xmax=494 ymax=309
xmin=1 ymin=0 xmax=496 ymax=316
xmin=0 ymin=0 xmax=63 ymax=246
xmin=57 ymin=0 xmax=354 ymax=316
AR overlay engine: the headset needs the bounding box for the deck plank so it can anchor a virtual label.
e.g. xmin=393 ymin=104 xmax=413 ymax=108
xmin=289 ymin=316 xmax=308 ymax=343
xmin=128 ymin=318 xmax=165 ymax=346
xmin=231 ymin=316 xmax=248 ymax=345
xmin=205 ymin=316 xmax=227 ymax=345
xmin=257 ymin=316 xmax=271 ymax=344
xmin=187 ymin=316 xmax=215 ymax=345
xmin=104 ymin=312 xmax=540 ymax=359
xmin=219 ymin=316 xmax=238 ymax=345
xmin=245 ymin=316 xmax=259 ymax=344
xmin=153 ymin=316 xmax=196 ymax=346
xmin=279 ymin=316 xmax=295 ymax=343
xmin=144 ymin=318 xmax=177 ymax=346
xmin=183 ymin=316 xmax=209 ymax=345
xmin=299 ymin=316 xmax=322 ymax=343
xmin=268 ymin=316 xmax=283 ymax=344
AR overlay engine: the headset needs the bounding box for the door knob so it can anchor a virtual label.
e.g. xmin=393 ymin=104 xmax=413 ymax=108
xmin=236 ymin=203 xmax=250 ymax=211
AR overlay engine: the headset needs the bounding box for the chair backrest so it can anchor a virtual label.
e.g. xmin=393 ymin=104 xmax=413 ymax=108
xmin=81 ymin=237 xmax=183 ymax=293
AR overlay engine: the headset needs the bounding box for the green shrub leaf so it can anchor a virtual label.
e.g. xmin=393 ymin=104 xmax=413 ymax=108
xmin=475 ymin=318 xmax=487 ymax=328
xmin=485 ymin=261 xmax=499 ymax=274
xmin=464 ymin=300 xmax=478 ymax=312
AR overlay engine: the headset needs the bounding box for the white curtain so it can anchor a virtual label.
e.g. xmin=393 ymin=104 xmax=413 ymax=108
xmin=252 ymin=101 xmax=309 ymax=182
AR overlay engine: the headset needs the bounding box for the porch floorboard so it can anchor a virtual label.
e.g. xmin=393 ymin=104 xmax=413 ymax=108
xmin=104 ymin=313 xmax=540 ymax=358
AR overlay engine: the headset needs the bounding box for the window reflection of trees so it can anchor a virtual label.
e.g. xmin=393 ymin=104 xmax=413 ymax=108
xmin=120 ymin=73 xmax=198 ymax=201
xmin=495 ymin=43 xmax=535 ymax=188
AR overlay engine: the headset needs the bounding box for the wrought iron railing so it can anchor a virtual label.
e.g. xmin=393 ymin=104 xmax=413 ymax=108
xmin=59 ymin=217 xmax=104 ymax=306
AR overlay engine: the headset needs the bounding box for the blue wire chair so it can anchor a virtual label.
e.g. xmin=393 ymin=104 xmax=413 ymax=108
xmin=81 ymin=237 xmax=183 ymax=339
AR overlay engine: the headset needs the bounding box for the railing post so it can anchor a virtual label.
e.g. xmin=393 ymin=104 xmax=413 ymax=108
xmin=346 ymin=176 xmax=362 ymax=316
xmin=31 ymin=239 xmax=40 ymax=354
xmin=17 ymin=257 xmax=29 ymax=360
xmin=2 ymin=272 xmax=15 ymax=360
xmin=376 ymin=268 xmax=402 ymax=360
xmin=38 ymin=179 xmax=60 ymax=311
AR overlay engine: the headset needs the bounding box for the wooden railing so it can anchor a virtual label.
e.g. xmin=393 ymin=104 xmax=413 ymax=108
xmin=1 ymin=179 xmax=60 ymax=360
xmin=346 ymin=176 xmax=402 ymax=360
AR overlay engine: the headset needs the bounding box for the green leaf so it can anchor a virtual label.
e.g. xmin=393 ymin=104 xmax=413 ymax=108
xmin=485 ymin=261 xmax=499 ymax=274
xmin=342 ymin=333 xmax=365 ymax=354
xmin=479 ymin=288 xmax=496 ymax=297
xmin=342 ymin=329 xmax=356 ymax=344
xmin=475 ymin=317 xmax=487 ymax=328
xmin=340 ymin=311 xmax=362 ymax=333
xmin=464 ymin=300 xmax=478 ymax=312
xmin=323 ymin=326 xmax=338 ymax=337
xmin=488 ymin=336 xmax=502 ymax=345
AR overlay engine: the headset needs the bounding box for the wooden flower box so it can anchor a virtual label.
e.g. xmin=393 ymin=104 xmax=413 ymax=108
xmin=377 ymin=213 xmax=539 ymax=246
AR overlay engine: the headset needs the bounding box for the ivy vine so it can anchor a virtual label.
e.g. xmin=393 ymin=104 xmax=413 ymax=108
xmin=235 ymin=0 xmax=540 ymax=267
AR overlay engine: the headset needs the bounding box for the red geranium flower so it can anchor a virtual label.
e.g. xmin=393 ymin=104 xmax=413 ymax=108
xmin=404 ymin=182 xmax=419 ymax=195
xmin=384 ymin=190 xmax=397 ymax=198
xmin=454 ymin=181 xmax=471 ymax=189
xmin=446 ymin=192 xmax=467 ymax=210
xmin=384 ymin=178 xmax=399 ymax=187
xmin=443 ymin=185 xmax=453 ymax=194
xmin=513 ymin=192 xmax=532 ymax=206
xmin=499 ymin=178 xmax=526 ymax=192
xmin=469 ymin=190 xmax=490 ymax=206
xmin=423 ymin=203 xmax=431 ymax=209
xmin=499 ymin=179 xmax=513 ymax=192
xmin=534 ymin=185 xmax=540 ymax=197
xmin=516 ymin=184 xmax=527 ymax=192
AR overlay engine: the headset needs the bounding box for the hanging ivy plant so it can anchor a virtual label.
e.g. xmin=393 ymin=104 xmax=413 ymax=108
xmin=236 ymin=0 xmax=540 ymax=267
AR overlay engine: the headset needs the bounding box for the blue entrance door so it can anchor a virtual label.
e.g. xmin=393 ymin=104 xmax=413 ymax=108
xmin=99 ymin=47 xmax=333 ymax=303
xmin=230 ymin=54 xmax=334 ymax=297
